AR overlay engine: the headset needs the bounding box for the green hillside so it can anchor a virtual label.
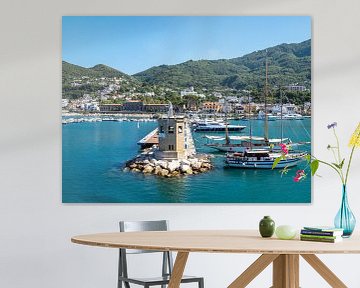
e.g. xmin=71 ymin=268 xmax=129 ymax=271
xmin=62 ymin=61 xmax=139 ymax=99
xmin=134 ymin=39 xmax=311 ymax=90
xmin=62 ymin=61 xmax=136 ymax=81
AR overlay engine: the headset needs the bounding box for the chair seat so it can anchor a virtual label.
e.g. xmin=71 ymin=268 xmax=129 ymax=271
xmin=119 ymin=275 xmax=203 ymax=286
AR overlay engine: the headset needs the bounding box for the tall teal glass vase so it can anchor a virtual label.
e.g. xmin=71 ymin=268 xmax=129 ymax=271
xmin=334 ymin=185 xmax=356 ymax=237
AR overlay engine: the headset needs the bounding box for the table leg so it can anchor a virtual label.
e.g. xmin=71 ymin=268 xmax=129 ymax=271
xmin=301 ymin=254 xmax=347 ymax=288
xmin=272 ymin=254 xmax=299 ymax=288
xmin=168 ymin=252 xmax=189 ymax=288
xmin=228 ymin=254 xmax=279 ymax=288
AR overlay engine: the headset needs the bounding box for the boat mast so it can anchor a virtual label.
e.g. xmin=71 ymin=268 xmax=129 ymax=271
xmin=264 ymin=50 xmax=269 ymax=144
xmin=280 ymin=86 xmax=283 ymax=143
xmin=224 ymin=100 xmax=230 ymax=145
xmin=248 ymin=92 xmax=253 ymax=149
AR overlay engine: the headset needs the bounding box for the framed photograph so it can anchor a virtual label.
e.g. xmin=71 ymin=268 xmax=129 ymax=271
xmin=62 ymin=16 xmax=311 ymax=203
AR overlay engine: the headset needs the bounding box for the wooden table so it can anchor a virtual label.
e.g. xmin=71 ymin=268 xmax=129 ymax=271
xmin=71 ymin=230 xmax=360 ymax=288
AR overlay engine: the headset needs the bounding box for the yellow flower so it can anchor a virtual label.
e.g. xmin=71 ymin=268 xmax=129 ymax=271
xmin=349 ymin=122 xmax=360 ymax=147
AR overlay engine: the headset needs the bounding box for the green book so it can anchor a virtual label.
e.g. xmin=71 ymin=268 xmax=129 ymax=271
xmin=300 ymin=236 xmax=342 ymax=243
xmin=303 ymin=226 xmax=344 ymax=233
xmin=300 ymin=234 xmax=340 ymax=240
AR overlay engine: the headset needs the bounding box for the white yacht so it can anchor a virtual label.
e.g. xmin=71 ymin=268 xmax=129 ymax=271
xmin=282 ymin=113 xmax=304 ymax=120
xmin=225 ymin=150 xmax=306 ymax=169
xmin=193 ymin=120 xmax=246 ymax=132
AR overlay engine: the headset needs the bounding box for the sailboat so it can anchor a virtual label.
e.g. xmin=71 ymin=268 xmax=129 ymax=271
xmin=204 ymin=96 xmax=297 ymax=153
xmin=225 ymin=52 xmax=307 ymax=169
xmin=205 ymin=63 xmax=309 ymax=153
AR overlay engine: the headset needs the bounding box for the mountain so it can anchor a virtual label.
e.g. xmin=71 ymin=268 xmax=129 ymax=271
xmin=62 ymin=61 xmax=136 ymax=81
xmin=134 ymin=39 xmax=311 ymax=90
xmin=62 ymin=61 xmax=140 ymax=99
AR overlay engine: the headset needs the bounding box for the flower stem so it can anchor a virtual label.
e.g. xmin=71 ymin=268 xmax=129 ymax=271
xmin=333 ymin=128 xmax=345 ymax=180
xmin=333 ymin=128 xmax=342 ymax=162
xmin=314 ymin=158 xmax=345 ymax=184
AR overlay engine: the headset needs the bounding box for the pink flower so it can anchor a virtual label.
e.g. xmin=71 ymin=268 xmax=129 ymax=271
xmin=279 ymin=143 xmax=288 ymax=155
xmin=293 ymin=170 xmax=306 ymax=182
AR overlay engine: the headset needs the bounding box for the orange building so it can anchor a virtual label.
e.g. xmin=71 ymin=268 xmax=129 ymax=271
xmin=201 ymin=102 xmax=223 ymax=112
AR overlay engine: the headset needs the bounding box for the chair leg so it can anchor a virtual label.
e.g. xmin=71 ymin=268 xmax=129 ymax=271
xmin=199 ymin=278 xmax=204 ymax=288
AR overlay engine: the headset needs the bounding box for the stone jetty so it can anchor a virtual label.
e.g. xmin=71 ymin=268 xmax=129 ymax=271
xmin=124 ymin=154 xmax=213 ymax=177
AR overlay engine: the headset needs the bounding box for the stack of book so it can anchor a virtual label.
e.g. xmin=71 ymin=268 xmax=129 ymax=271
xmin=300 ymin=226 xmax=344 ymax=243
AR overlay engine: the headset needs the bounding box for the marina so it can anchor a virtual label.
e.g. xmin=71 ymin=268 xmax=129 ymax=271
xmin=62 ymin=117 xmax=157 ymax=125
xmin=62 ymin=117 xmax=311 ymax=203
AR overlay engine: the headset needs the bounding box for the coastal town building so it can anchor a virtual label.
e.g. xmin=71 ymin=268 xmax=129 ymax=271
xmin=180 ymin=86 xmax=196 ymax=97
xmin=143 ymin=103 xmax=169 ymax=113
xmin=99 ymin=104 xmax=123 ymax=112
xmin=201 ymin=101 xmax=223 ymax=113
xmin=62 ymin=99 xmax=69 ymax=108
xmin=285 ymin=85 xmax=307 ymax=92
xmin=123 ymin=100 xmax=144 ymax=111
xmin=80 ymin=102 xmax=99 ymax=111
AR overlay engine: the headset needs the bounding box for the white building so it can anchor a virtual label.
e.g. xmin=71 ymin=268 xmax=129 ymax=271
xmin=62 ymin=99 xmax=69 ymax=108
xmin=180 ymin=86 xmax=197 ymax=97
xmin=272 ymin=103 xmax=297 ymax=114
xmin=285 ymin=85 xmax=307 ymax=92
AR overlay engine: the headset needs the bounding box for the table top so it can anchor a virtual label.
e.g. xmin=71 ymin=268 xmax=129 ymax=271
xmin=71 ymin=230 xmax=360 ymax=254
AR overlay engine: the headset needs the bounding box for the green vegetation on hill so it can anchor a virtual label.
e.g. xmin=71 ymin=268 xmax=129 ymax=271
xmin=134 ymin=39 xmax=311 ymax=90
xmin=62 ymin=39 xmax=311 ymax=103
xmin=62 ymin=61 xmax=139 ymax=99
xmin=62 ymin=61 xmax=134 ymax=80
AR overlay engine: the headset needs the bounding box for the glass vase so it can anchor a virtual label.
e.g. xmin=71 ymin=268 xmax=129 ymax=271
xmin=334 ymin=185 xmax=356 ymax=237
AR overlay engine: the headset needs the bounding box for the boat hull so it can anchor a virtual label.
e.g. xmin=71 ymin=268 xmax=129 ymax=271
xmin=194 ymin=126 xmax=245 ymax=132
xmin=207 ymin=144 xmax=278 ymax=153
xmin=225 ymin=157 xmax=302 ymax=169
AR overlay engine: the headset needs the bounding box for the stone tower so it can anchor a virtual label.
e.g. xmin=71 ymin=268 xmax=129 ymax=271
xmin=156 ymin=116 xmax=186 ymax=160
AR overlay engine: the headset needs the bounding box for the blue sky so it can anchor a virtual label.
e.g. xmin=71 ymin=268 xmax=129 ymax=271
xmin=62 ymin=16 xmax=311 ymax=75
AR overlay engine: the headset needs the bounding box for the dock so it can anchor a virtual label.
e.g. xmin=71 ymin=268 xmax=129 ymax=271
xmin=137 ymin=128 xmax=159 ymax=149
xmin=184 ymin=122 xmax=196 ymax=157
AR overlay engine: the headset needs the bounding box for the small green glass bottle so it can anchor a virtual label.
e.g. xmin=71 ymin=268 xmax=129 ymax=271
xmin=259 ymin=216 xmax=275 ymax=238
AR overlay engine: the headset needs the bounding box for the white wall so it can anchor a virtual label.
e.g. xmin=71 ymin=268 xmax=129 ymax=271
xmin=1 ymin=0 xmax=360 ymax=287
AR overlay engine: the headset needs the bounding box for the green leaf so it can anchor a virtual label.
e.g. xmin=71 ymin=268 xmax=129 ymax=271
xmin=310 ymin=160 xmax=319 ymax=176
xmin=332 ymin=162 xmax=340 ymax=169
xmin=281 ymin=166 xmax=289 ymax=177
xmin=272 ymin=156 xmax=282 ymax=169
xmin=304 ymin=154 xmax=311 ymax=163
xmin=339 ymin=158 xmax=345 ymax=169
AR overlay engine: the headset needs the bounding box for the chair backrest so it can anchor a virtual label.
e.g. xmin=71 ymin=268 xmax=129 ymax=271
xmin=119 ymin=220 xmax=169 ymax=254
xmin=118 ymin=220 xmax=173 ymax=283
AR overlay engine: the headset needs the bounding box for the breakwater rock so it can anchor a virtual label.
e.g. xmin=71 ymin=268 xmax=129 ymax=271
xmin=124 ymin=155 xmax=213 ymax=177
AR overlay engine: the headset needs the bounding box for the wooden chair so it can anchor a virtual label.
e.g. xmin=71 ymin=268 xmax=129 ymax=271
xmin=118 ymin=220 xmax=204 ymax=288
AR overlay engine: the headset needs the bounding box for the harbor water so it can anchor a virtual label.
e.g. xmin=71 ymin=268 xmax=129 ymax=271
xmin=62 ymin=118 xmax=311 ymax=203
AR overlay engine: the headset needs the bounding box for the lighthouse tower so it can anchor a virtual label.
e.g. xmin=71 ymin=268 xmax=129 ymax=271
xmin=155 ymin=103 xmax=186 ymax=160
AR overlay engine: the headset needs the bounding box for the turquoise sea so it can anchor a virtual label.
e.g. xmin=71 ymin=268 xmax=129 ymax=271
xmin=62 ymin=118 xmax=311 ymax=203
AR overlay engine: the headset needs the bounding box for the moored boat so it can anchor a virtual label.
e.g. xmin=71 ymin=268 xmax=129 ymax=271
xmin=193 ymin=120 xmax=246 ymax=132
xmin=225 ymin=150 xmax=306 ymax=169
